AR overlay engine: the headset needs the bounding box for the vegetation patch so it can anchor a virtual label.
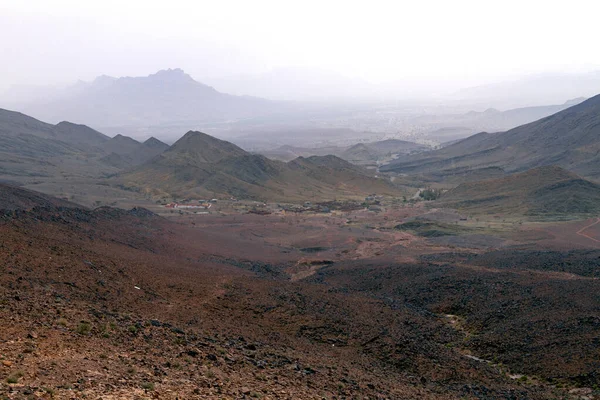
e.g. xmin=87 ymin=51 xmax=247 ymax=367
xmin=395 ymin=220 xmax=476 ymax=237
xmin=299 ymin=246 xmax=330 ymax=253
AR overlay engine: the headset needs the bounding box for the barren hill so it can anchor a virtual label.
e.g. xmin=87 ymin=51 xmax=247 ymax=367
xmin=0 ymin=109 xmax=170 ymax=179
xmin=143 ymin=136 xmax=169 ymax=151
xmin=0 ymin=108 xmax=109 ymax=153
xmin=120 ymin=131 xmax=400 ymax=201
xmin=382 ymin=94 xmax=600 ymax=180
xmin=165 ymin=130 xmax=247 ymax=164
xmin=99 ymin=135 xmax=168 ymax=169
xmin=0 ymin=182 xmax=80 ymax=211
xmin=436 ymin=166 xmax=600 ymax=216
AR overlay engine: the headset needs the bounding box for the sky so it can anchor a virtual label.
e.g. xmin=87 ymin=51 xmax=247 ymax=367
xmin=1 ymin=0 xmax=600 ymax=92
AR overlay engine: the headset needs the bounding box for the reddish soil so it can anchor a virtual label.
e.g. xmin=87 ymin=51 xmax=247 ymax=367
xmin=0 ymin=201 xmax=598 ymax=399
xmin=530 ymin=218 xmax=600 ymax=250
xmin=577 ymin=218 xmax=600 ymax=244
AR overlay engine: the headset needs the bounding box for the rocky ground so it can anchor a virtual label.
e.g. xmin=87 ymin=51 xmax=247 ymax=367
xmin=1 ymin=200 xmax=599 ymax=399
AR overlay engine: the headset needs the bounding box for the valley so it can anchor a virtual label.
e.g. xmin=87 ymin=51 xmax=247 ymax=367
xmin=2 ymin=62 xmax=600 ymax=400
xmin=2 ymin=184 xmax=600 ymax=399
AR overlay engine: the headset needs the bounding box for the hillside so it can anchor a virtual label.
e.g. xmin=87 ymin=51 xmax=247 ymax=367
xmin=0 ymin=108 xmax=109 ymax=152
xmin=419 ymin=98 xmax=586 ymax=143
xmin=0 ymin=182 xmax=80 ymax=211
xmin=2 ymin=184 xmax=580 ymax=398
xmin=382 ymin=94 xmax=600 ymax=180
xmin=436 ymin=166 xmax=600 ymax=216
xmin=0 ymin=108 xmax=117 ymax=182
xmin=0 ymin=109 xmax=169 ymax=174
xmin=0 ymin=109 xmax=172 ymax=207
xmin=120 ymin=131 xmax=401 ymax=201
xmin=99 ymin=135 xmax=168 ymax=168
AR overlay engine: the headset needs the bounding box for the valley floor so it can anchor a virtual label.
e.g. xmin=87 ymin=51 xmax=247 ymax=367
xmin=1 ymin=200 xmax=599 ymax=399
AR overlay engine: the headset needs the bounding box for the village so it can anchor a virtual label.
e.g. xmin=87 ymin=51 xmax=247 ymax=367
xmin=155 ymin=193 xmax=411 ymax=218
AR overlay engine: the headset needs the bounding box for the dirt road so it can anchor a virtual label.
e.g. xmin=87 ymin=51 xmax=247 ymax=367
xmin=576 ymin=217 xmax=600 ymax=243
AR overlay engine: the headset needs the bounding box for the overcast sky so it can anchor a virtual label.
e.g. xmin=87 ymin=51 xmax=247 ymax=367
xmin=1 ymin=0 xmax=599 ymax=91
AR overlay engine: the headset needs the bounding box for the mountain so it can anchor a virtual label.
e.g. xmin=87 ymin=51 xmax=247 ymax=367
xmin=409 ymin=98 xmax=587 ymax=143
xmin=0 ymin=108 xmax=109 ymax=152
xmin=0 ymin=108 xmax=169 ymax=172
xmin=436 ymin=166 xmax=600 ymax=216
xmin=0 ymin=108 xmax=116 ymax=183
xmin=13 ymin=69 xmax=284 ymax=130
xmin=99 ymin=135 xmax=169 ymax=169
xmin=381 ymin=94 xmax=600 ymax=180
xmin=0 ymin=108 xmax=171 ymax=208
xmin=120 ymin=131 xmax=400 ymax=201
xmin=341 ymin=139 xmax=428 ymax=165
xmin=143 ymin=136 xmax=169 ymax=151
xmin=260 ymin=139 xmax=428 ymax=166
xmin=102 ymin=134 xmax=143 ymax=155
xmin=256 ymin=144 xmax=345 ymax=162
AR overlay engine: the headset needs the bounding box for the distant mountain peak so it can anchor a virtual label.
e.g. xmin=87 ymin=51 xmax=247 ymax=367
xmin=483 ymin=108 xmax=500 ymax=114
xmin=166 ymin=131 xmax=247 ymax=164
xmin=564 ymin=97 xmax=587 ymax=106
xmin=111 ymin=134 xmax=140 ymax=144
xmin=148 ymin=68 xmax=194 ymax=82
xmin=143 ymin=136 xmax=168 ymax=148
xmin=93 ymin=74 xmax=117 ymax=84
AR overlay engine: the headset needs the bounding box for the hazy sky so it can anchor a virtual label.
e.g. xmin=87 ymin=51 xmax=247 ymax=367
xmin=1 ymin=0 xmax=600 ymax=91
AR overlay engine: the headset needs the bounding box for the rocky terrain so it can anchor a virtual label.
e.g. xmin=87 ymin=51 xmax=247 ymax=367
xmin=436 ymin=166 xmax=600 ymax=217
xmin=119 ymin=131 xmax=402 ymax=201
xmin=1 ymin=184 xmax=599 ymax=399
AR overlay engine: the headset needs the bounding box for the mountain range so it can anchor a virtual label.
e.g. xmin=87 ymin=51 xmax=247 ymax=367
xmin=3 ymin=68 xmax=597 ymax=150
xmin=0 ymin=107 xmax=403 ymax=203
xmin=381 ymin=94 xmax=600 ymax=181
xmin=0 ymin=108 xmax=169 ymax=185
xmin=259 ymin=139 xmax=429 ymax=165
xmin=119 ymin=131 xmax=401 ymax=201
xmin=7 ymin=69 xmax=285 ymax=131
xmin=415 ymin=97 xmax=586 ymax=143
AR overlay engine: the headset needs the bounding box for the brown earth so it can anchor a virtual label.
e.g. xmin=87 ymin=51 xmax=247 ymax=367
xmin=1 ymin=195 xmax=599 ymax=399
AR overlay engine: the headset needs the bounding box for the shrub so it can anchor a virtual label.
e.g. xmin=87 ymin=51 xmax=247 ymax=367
xmin=419 ymin=188 xmax=443 ymax=201
xmin=76 ymin=322 xmax=91 ymax=335
xmin=6 ymin=371 xmax=23 ymax=384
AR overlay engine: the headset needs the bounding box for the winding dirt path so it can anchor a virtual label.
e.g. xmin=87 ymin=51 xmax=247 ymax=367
xmin=576 ymin=218 xmax=600 ymax=244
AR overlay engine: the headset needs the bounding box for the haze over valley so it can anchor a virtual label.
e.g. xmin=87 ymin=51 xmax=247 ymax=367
xmin=2 ymin=1 xmax=600 ymax=399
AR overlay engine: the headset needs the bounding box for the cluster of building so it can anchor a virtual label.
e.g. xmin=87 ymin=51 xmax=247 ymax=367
xmin=164 ymin=202 xmax=212 ymax=210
